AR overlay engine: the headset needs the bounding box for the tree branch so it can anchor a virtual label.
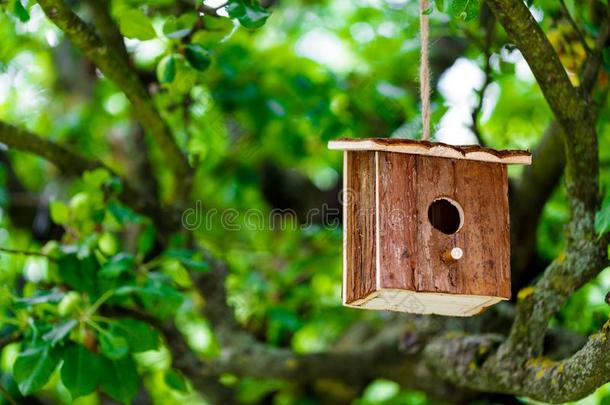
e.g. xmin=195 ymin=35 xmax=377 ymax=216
xmin=0 ymin=121 xmax=99 ymax=175
xmin=486 ymin=0 xmax=598 ymax=216
xmin=0 ymin=120 xmax=176 ymax=234
xmin=36 ymin=0 xmax=191 ymax=199
xmin=85 ymin=0 xmax=130 ymax=62
xmin=510 ymin=16 xmax=610 ymax=291
xmin=486 ymin=0 xmax=605 ymax=356
xmin=426 ymin=323 xmax=610 ymax=403
xmin=154 ymin=260 xmax=598 ymax=403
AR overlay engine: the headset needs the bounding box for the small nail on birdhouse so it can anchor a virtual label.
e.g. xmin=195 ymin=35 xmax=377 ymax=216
xmin=328 ymin=138 xmax=532 ymax=317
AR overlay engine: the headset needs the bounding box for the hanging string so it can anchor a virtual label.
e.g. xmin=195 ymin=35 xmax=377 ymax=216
xmin=419 ymin=0 xmax=431 ymax=141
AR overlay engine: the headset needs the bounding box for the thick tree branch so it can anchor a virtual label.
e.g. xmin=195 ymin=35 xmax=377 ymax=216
xmin=510 ymin=16 xmax=610 ymax=291
xmin=486 ymin=0 xmax=605 ymax=357
xmin=510 ymin=121 xmax=565 ymax=290
xmin=426 ymin=323 xmax=610 ymax=403
xmin=486 ymin=0 xmax=599 ymax=215
xmin=37 ymin=0 xmax=191 ymax=199
xmin=85 ymin=0 xmax=130 ymax=62
xmin=0 ymin=121 xmax=99 ymax=175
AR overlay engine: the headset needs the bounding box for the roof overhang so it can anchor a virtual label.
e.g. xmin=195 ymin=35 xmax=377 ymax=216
xmin=328 ymin=138 xmax=532 ymax=165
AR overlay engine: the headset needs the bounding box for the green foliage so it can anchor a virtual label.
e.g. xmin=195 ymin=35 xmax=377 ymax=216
xmin=157 ymin=54 xmax=177 ymax=84
xmin=60 ymin=344 xmax=102 ymax=399
xmin=99 ymin=356 xmax=140 ymax=403
xmin=596 ymin=192 xmax=610 ymax=234
xmin=448 ymin=0 xmax=480 ymax=21
xmin=1 ymin=0 xmax=609 ymax=403
xmin=114 ymin=318 xmax=160 ymax=352
xmin=163 ymin=14 xmax=197 ymax=39
xmin=13 ymin=345 xmax=61 ymax=395
xmin=227 ymin=0 xmax=271 ymax=29
xmin=12 ymin=0 xmax=29 ymax=22
xmin=42 ymin=319 xmax=77 ymax=346
xmin=185 ymin=44 xmax=212 ymax=71
xmin=164 ymin=369 xmax=189 ymax=393
xmin=49 ymin=200 xmax=69 ymax=224
xmin=118 ymin=9 xmax=157 ymax=40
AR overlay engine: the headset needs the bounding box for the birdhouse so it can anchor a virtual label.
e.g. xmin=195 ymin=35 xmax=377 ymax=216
xmin=328 ymin=138 xmax=532 ymax=316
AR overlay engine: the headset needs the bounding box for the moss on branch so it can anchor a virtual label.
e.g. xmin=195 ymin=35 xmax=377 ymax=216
xmin=425 ymin=325 xmax=610 ymax=403
xmin=485 ymin=0 xmax=608 ymax=356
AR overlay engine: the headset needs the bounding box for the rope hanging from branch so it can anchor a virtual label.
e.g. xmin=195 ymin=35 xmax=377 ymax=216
xmin=419 ymin=0 xmax=431 ymax=140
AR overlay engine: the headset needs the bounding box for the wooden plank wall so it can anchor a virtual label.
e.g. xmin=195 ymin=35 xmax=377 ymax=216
xmin=377 ymin=152 xmax=510 ymax=299
xmin=344 ymin=151 xmax=378 ymax=304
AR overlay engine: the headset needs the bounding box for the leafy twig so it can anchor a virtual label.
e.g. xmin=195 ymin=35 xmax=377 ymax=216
xmin=0 ymin=247 xmax=56 ymax=262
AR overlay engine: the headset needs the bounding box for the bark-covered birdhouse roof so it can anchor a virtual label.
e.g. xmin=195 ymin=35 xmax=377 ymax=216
xmin=328 ymin=138 xmax=532 ymax=165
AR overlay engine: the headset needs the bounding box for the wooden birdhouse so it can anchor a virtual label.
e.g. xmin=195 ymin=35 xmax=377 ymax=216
xmin=328 ymin=138 xmax=532 ymax=316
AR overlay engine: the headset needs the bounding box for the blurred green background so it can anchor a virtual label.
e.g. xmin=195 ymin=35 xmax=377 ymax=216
xmin=1 ymin=0 xmax=610 ymax=403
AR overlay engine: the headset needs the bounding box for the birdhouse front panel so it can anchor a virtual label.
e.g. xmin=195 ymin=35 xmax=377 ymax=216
xmin=330 ymin=138 xmax=532 ymax=317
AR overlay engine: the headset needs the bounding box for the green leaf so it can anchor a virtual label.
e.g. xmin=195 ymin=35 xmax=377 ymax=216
xmin=13 ymin=346 xmax=61 ymax=395
xmin=602 ymin=48 xmax=610 ymax=73
xmin=157 ymin=55 xmax=177 ymax=84
xmin=114 ymin=319 xmax=159 ymax=352
xmin=137 ymin=224 xmax=155 ymax=255
xmin=13 ymin=0 xmax=29 ymax=22
xmin=83 ymin=168 xmax=111 ymax=189
xmin=58 ymin=291 xmax=82 ymax=317
xmin=14 ymin=289 xmax=64 ymax=308
xmin=100 ymin=356 xmax=139 ymax=404
xmin=435 ymin=0 xmax=446 ymax=12
xmin=596 ymin=194 xmax=610 ymax=234
xmin=164 ymin=370 xmax=188 ymax=392
xmin=108 ymin=201 xmax=140 ymax=224
xmin=57 ymin=254 xmax=100 ymax=297
xmin=448 ymin=0 xmax=480 ymax=21
xmin=423 ymin=6 xmax=433 ymax=15
xmin=98 ymin=232 xmax=119 ymax=256
xmin=50 ymin=201 xmax=70 ymax=225
xmin=99 ymin=332 xmax=129 ymax=360
xmin=100 ymin=253 xmax=135 ymax=279
xmin=165 ymin=249 xmax=209 ymax=271
xmin=118 ymin=9 xmax=157 ymax=41
xmin=185 ymin=44 xmax=212 ymax=71
xmin=227 ymin=0 xmax=271 ymax=29
xmin=163 ymin=14 xmax=196 ymax=39
xmin=114 ymin=275 xmax=184 ymax=318
xmin=42 ymin=319 xmax=77 ymax=346
xmin=61 ymin=344 xmax=101 ymax=399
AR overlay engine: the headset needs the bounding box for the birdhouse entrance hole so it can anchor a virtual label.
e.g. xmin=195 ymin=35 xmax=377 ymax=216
xmin=428 ymin=198 xmax=463 ymax=235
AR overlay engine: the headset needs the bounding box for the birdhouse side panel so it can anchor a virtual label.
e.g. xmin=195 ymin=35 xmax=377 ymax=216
xmin=377 ymin=153 xmax=511 ymax=298
xmin=343 ymin=151 xmax=378 ymax=304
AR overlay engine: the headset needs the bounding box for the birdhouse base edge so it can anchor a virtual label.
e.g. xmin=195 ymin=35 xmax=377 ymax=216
xmin=343 ymin=289 xmax=507 ymax=317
